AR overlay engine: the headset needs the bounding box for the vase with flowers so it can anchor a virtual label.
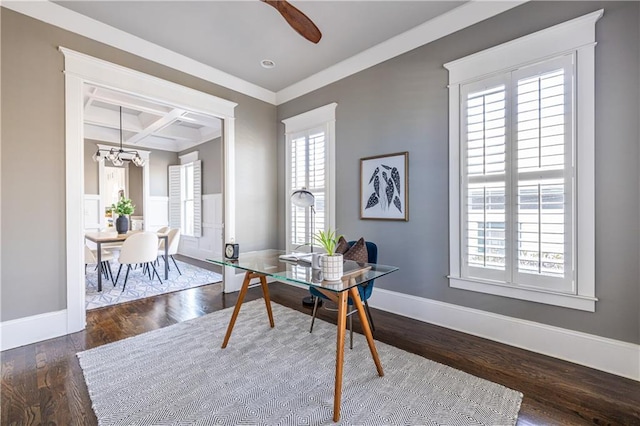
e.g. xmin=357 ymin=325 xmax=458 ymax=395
xmin=112 ymin=196 xmax=135 ymax=234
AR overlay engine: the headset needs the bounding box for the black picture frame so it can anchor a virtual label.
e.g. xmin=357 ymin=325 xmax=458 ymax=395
xmin=360 ymin=152 xmax=409 ymax=221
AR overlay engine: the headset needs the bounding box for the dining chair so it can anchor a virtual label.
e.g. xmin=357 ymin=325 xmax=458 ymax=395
xmin=309 ymin=240 xmax=378 ymax=349
xmin=84 ymin=244 xmax=115 ymax=283
xmin=157 ymin=228 xmax=182 ymax=275
xmin=115 ymin=232 xmax=163 ymax=291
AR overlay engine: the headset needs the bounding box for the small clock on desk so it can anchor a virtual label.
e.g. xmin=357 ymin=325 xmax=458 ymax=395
xmin=225 ymin=243 xmax=239 ymax=260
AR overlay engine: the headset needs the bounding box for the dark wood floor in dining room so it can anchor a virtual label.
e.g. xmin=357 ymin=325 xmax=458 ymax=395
xmin=2 ymin=258 xmax=639 ymax=425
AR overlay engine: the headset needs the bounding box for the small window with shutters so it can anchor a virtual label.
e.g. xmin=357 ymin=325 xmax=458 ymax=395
xmin=290 ymin=128 xmax=326 ymax=248
xmin=283 ymin=103 xmax=337 ymax=252
xmin=445 ymin=11 xmax=601 ymax=311
xmin=169 ymin=157 xmax=201 ymax=237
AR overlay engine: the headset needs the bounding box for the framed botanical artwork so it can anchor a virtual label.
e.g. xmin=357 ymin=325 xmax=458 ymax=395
xmin=360 ymin=151 xmax=409 ymax=221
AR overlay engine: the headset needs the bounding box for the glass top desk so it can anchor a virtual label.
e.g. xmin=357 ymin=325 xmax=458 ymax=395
xmin=208 ymin=249 xmax=398 ymax=422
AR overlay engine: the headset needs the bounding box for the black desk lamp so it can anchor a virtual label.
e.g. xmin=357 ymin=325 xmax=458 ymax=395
xmin=291 ymin=187 xmax=320 ymax=307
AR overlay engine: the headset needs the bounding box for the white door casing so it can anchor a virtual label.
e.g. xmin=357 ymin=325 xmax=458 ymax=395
xmin=62 ymin=47 xmax=237 ymax=333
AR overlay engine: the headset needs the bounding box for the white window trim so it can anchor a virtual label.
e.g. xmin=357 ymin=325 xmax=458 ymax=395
xmin=179 ymin=151 xmax=199 ymax=164
xmin=282 ymin=103 xmax=337 ymax=252
xmin=444 ymin=10 xmax=602 ymax=312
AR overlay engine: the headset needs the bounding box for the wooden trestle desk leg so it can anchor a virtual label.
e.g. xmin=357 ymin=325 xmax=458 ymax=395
xmin=349 ymin=286 xmax=384 ymax=376
xmin=313 ymin=283 xmax=383 ymax=423
xmin=221 ymin=270 xmax=274 ymax=349
xmin=333 ymin=291 xmax=348 ymax=422
xmin=259 ymin=275 xmax=275 ymax=327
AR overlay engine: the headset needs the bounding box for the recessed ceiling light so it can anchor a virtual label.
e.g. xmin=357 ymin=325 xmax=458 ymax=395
xmin=261 ymin=59 xmax=276 ymax=69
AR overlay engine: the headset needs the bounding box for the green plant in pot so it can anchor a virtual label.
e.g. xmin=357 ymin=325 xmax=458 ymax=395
xmin=112 ymin=196 xmax=135 ymax=234
xmin=313 ymin=229 xmax=344 ymax=281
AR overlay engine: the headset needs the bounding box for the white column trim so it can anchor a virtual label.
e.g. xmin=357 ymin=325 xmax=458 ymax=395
xmin=369 ymin=288 xmax=640 ymax=381
xmin=223 ymin=118 xmax=240 ymax=293
xmin=65 ymin=72 xmax=86 ymax=333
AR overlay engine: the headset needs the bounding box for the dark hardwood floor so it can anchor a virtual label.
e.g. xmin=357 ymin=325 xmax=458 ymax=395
xmin=2 ymin=259 xmax=639 ymax=425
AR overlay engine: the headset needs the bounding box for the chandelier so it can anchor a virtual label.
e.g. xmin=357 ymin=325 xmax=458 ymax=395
xmin=92 ymin=106 xmax=145 ymax=167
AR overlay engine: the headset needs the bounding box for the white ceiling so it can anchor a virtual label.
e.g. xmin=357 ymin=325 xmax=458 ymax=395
xmin=55 ymin=1 xmax=466 ymax=92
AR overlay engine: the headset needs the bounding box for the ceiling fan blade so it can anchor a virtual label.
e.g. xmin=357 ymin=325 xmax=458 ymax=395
xmin=261 ymin=0 xmax=322 ymax=44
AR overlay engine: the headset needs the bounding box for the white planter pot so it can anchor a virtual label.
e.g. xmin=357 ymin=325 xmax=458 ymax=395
xmin=321 ymin=254 xmax=343 ymax=281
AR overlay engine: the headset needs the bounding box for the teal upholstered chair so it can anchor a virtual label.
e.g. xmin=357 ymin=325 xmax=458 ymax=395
xmin=309 ymin=240 xmax=378 ymax=349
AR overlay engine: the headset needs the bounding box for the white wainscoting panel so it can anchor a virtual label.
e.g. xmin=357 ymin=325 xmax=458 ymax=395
xmin=84 ymin=194 xmax=101 ymax=230
xmin=368 ymin=288 xmax=640 ymax=381
xmin=178 ymin=193 xmax=222 ymax=260
xmin=147 ymin=196 xmax=169 ymax=231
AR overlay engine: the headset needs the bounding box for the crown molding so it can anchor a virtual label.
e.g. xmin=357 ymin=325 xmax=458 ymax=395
xmin=2 ymin=0 xmax=277 ymax=105
xmin=3 ymin=0 xmax=528 ymax=106
xmin=275 ymin=0 xmax=529 ymax=105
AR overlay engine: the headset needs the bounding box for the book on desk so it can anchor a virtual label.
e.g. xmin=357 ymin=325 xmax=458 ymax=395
xmin=278 ymin=253 xmax=312 ymax=264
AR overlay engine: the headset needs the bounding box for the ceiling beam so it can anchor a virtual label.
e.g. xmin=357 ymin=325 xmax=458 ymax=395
xmin=87 ymin=87 xmax=171 ymax=116
xmin=84 ymin=106 xmax=143 ymax=132
xmin=125 ymin=108 xmax=186 ymax=145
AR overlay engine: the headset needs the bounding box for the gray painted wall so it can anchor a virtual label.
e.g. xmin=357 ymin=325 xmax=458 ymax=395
xmin=84 ymin=140 xmax=99 ymax=194
xmin=178 ymin=137 xmax=223 ymax=194
xmin=1 ymin=8 xmax=278 ymax=322
xmin=129 ymin=165 xmax=143 ymax=217
xmin=149 ymin=149 xmax=180 ymax=197
xmin=277 ymin=1 xmax=640 ymax=344
xmin=84 ymin=139 xmax=180 ymax=215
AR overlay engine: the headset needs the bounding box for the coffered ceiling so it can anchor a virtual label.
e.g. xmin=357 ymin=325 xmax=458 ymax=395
xmin=84 ymin=84 xmax=222 ymax=152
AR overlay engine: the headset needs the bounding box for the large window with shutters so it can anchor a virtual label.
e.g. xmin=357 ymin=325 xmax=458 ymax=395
xmin=445 ymin=11 xmax=601 ymax=311
xmin=461 ymin=56 xmax=573 ymax=292
xmin=283 ymin=103 xmax=337 ymax=252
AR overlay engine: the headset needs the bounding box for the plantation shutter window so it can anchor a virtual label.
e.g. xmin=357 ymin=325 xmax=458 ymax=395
xmin=289 ymin=128 xmax=326 ymax=248
xmin=512 ymin=59 xmax=572 ymax=291
xmin=445 ymin=11 xmax=599 ymax=311
xmin=168 ymin=165 xmax=181 ymax=229
xmin=459 ymin=56 xmax=573 ymax=293
xmin=462 ymin=77 xmax=508 ymax=283
xmin=283 ymin=103 xmax=337 ymax=253
xmin=192 ymin=160 xmax=202 ymax=237
xmin=168 ymin=160 xmax=202 ymax=237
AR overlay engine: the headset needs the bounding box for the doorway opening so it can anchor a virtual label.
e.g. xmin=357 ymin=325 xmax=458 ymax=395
xmin=63 ymin=47 xmax=238 ymax=332
xmin=82 ymin=83 xmax=226 ymax=310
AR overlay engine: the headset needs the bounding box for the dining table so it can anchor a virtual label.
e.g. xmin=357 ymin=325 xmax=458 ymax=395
xmin=84 ymin=230 xmax=169 ymax=291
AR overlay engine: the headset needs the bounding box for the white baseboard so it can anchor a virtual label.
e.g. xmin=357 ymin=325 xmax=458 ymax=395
xmin=368 ymin=289 xmax=640 ymax=381
xmin=0 ymin=310 xmax=69 ymax=351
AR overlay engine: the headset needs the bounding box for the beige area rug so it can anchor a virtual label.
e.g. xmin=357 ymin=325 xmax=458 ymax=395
xmin=78 ymin=300 xmax=523 ymax=425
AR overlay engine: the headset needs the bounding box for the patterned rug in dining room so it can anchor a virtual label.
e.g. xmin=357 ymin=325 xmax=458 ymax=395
xmin=77 ymin=299 xmax=523 ymax=425
xmin=85 ymin=258 xmax=222 ymax=310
